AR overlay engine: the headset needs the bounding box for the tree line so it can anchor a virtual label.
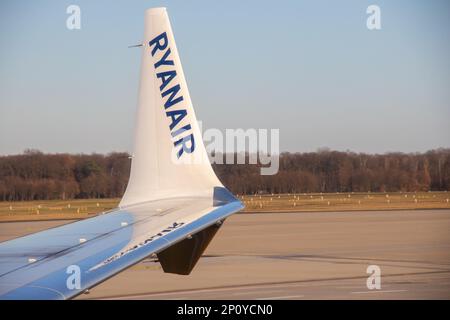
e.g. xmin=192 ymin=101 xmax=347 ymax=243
xmin=0 ymin=149 xmax=449 ymax=201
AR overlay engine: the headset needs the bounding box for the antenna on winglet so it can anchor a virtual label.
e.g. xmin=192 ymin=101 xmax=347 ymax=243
xmin=128 ymin=44 xmax=143 ymax=48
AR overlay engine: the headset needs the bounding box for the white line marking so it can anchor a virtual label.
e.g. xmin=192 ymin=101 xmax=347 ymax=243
xmin=257 ymin=294 xmax=304 ymax=300
xmin=232 ymin=290 xmax=282 ymax=296
xmin=351 ymin=289 xmax=407 ymax=294
xmin=104 ymin=284 xmax=294 ymax=299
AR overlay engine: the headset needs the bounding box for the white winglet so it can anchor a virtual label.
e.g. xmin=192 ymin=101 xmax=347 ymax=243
xmin=120 ymin=8 xmax=222 ymax=207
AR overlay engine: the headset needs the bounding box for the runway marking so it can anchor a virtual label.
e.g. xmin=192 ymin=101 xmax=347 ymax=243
xmin=232 ymin=290 xmax=282 ymax=296
xmin=257 ymin=294 xmax=304 ymax=300
xmin=351 ymin=289 xmax=407 ymax=294
xmin=93 ymin=270 xmax=450 ymax=300
xmin=334 ymin=286 xmax=367 ymax=289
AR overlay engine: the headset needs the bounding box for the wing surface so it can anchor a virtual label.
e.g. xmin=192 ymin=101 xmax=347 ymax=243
xmin=0 ymin=194 xmax=242 ymax=299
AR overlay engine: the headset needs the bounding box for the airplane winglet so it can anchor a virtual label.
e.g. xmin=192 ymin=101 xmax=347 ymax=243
xmin=120 ymin=7 xmax=224 ymax=207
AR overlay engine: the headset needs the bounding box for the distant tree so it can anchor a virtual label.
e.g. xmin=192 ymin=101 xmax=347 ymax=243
xmin=0 ymin=149 xmax=449 ymax=200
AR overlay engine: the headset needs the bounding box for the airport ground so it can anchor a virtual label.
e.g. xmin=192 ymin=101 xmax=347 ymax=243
xmin=0 ymin=191 xmax=449 ymax=222
xmin=1 ymin=208 xmax=449 ymax=299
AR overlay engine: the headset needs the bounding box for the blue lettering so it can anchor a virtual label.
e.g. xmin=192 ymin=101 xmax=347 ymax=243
xmin=154 ymin=48 xmax=174 ymax=69
xmin=171 ymin=124 xmax=191 ymax=138
xmin=162 ymin=84 xmax=183 ymax=109
xmin=174 ymin=134 xmax=195 ymax=158
xmin=149 ymin=30 xmax=195 ymax=158
xmin=157 ymin=70 xmax=177 ymax=91
xmin=149 ymin=32 xmax=168 ymax=56
xmin=166 ymin=109 xmax=187 ymax=130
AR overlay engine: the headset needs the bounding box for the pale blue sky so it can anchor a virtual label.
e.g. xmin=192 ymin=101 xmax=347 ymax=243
xmin=1 ymin=0 xmax=449 ymax=155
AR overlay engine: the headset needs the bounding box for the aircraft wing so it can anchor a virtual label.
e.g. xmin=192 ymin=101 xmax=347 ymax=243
xmin=0 ymin=193 xmax=243 ymax=299
xmin=0 ymin=7 xmax=244 ymax=299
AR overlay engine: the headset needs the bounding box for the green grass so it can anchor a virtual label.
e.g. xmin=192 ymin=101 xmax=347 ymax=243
xmin=0 ymin=198 xmax=120 ymax=221
xmin=0 ymin=192 xmax=449 ymax=222
xmin=240 ymin=191 xmax=450 ymax=213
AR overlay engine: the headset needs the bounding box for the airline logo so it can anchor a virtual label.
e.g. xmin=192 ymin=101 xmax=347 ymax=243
xmin=89 ymin=221 xmax=185 ymax=271
xmin=149 ymin=32 xmax=195 ymax=158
